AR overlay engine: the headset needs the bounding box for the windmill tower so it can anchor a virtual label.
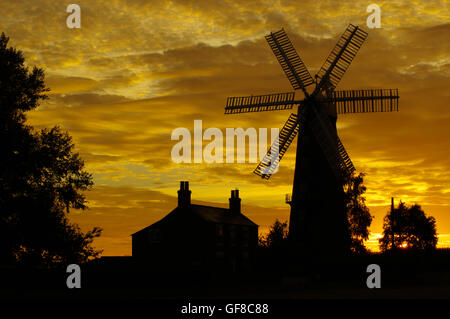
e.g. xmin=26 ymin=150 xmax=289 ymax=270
xmin=224 ymin=24 xmax=399 ymax=256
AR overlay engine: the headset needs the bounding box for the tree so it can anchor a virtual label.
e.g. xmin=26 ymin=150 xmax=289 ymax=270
xmin=379 ymin=201 xmax=437 ymax=252
xmin=343 ymin=173 xmax=373 ymax=253
xmin=0 ymin=32 xmax=101 ymax=267
xmin=259 ymin=219 xmax=288 ymax=249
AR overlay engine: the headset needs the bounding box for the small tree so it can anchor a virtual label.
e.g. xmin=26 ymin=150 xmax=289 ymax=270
xmin=259 ymin=219 xmax=288 ymax=249
xmin=379 ymin=201 xmax=437 ymax=252
xmin=343 ymin=173 xmax=373 ymax=253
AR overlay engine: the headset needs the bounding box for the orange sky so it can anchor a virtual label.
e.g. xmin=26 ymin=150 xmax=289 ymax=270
xmin=1 ymin=0 xmax=449 ymax=255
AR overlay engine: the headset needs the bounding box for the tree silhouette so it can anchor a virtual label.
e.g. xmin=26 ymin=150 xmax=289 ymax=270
xmin=379 ymin=201 xmax=437 ymax=252
xmin=343 ymin=173 xmax=373 ymax=253
xmin=259 ymin=219 xmax=288 ymax=249
xmin=0 ymin=33 xmax=101 ymax=267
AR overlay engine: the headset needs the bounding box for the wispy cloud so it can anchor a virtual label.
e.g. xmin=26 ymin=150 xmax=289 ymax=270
xmin=1 ymin=0 xmax=449 ymax=254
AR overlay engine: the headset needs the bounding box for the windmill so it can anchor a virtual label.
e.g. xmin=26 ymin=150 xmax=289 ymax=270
xmin=224 ymin=24 xmax=399 ymax=255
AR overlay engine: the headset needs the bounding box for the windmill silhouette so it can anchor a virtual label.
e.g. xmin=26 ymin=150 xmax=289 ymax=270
xmin=225 ymin=24 xmax=399 ymax=255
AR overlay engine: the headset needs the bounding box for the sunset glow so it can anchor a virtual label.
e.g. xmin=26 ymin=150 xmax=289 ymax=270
xmin=1 ymin=0 xmax=449 ymax=255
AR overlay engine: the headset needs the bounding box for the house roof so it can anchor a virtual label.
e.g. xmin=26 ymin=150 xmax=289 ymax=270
xmin=131 ymin=204 xmax=257 ymax=236
xmin=190 ymin=204 xmax=257 ymax=226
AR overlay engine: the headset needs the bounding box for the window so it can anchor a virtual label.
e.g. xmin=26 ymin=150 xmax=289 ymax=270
xmin=148 ymin=228 xmax=162 ymax=243
xmin=242 ymin=226 xmax=249 ymax=247
xmin=230 ymin=225 xmax=237 ymax=246
xmin=215 ymin=251 xmax=225 ymax=259
xmin=216 ymin=224 xmax=224 ymax=246
xmin=242 ymin=251 xmax=249 ymax=260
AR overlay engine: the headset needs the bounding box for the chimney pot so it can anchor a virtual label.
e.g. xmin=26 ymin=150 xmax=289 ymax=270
xmin=178 ymin=181 xmax=191 ymax=208
xmin=229 ymin=189 xmax=241 ymax=214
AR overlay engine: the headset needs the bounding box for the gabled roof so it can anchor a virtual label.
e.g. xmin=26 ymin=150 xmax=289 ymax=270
xmin=131 ymin=204 xmax=257 ymax=236
xmin=190 ymin=204 xmax=257 ymax=226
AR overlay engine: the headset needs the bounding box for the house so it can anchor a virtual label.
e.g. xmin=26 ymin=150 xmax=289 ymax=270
xmin=131 ymin=181 xmax=258 ymax=272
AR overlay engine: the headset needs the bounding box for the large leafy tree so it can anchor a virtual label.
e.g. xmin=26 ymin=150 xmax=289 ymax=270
xmin=0 ymin=33 xmax=101 ymax=267
xmin=379 ymin=201 xmax=437 ymax=252
xmin=343 ymin=173 xmax=373 ymax=253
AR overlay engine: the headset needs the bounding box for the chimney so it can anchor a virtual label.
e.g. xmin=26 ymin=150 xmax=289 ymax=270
xmin=229 ymin=189 xmax=241 ymax=214
xmin=177 ymin=181 xmax=191 ymax=208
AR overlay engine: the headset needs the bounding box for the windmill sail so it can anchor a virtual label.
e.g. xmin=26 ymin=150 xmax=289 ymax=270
xmin=329 ymin=89 xmax=399 ymax=114
xmin=223 ymin=24 xmax=401 ymax=255
xmin=315 ymin=24 xmax=368 ymax=91
xmin=225 ymin=92 xmax=297 ymax=114
xmin=224 ymin=25 xmax=396 ymax=182
xmin=337 ymin=135 xmax=355 ymax=175
xmin=266 ymin=29 xmax=314 ymax=94
xmin=254 ymin=113 xmax=300 ymax=179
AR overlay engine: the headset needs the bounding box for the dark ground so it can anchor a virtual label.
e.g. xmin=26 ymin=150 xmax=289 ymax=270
xmin=1 ymin=250 xmax=450 ymax=300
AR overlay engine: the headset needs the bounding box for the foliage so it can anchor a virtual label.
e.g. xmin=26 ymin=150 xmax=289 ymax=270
xmin=379 ymin=201 xmax=437 ymax=252
xmin=343 ymin=173 xmax=373 ymax=254
xmin=0 ymin=32 xmax=101 ymax=267
xmin=259 ymin=219 xmax=288 ymax=249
